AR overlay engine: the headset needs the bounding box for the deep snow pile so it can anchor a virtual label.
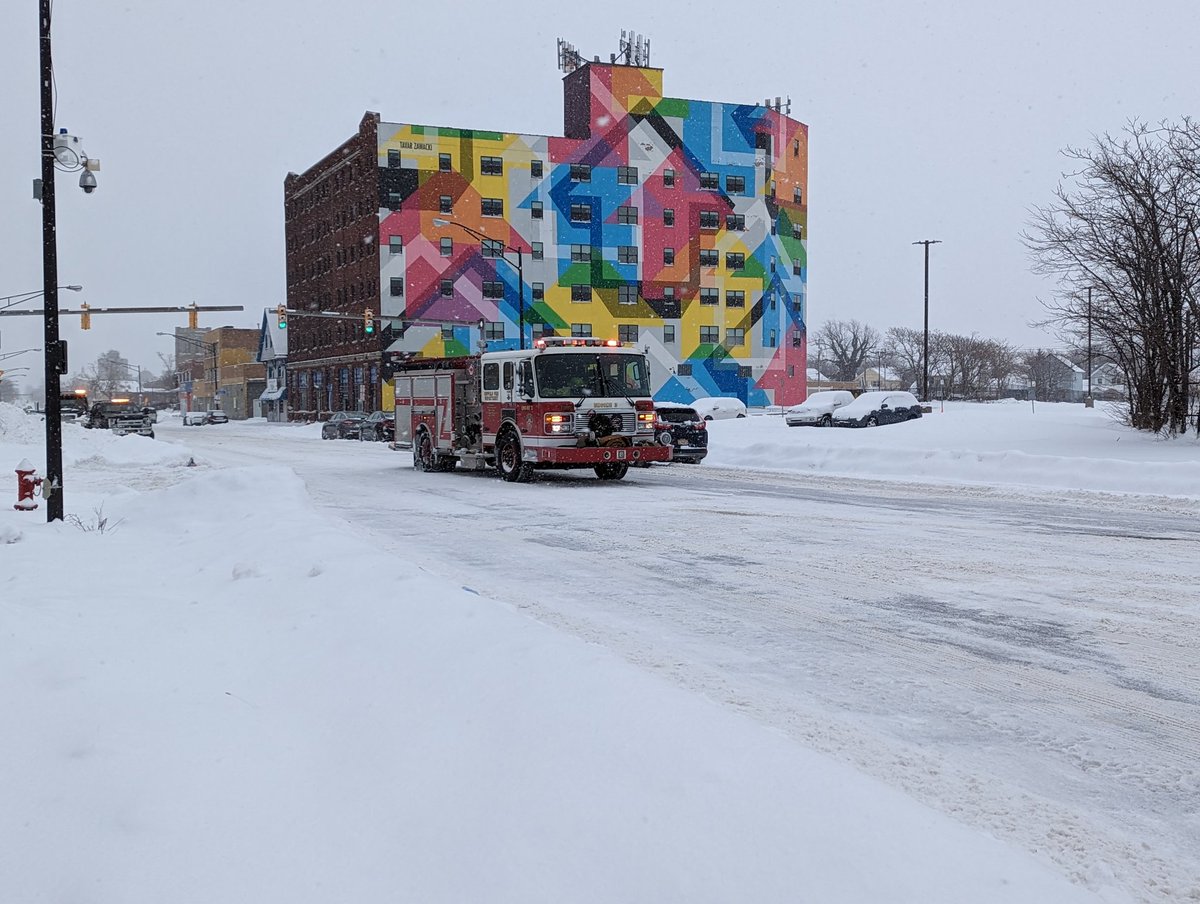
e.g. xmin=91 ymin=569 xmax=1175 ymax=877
xmin=0 ymin=406 xmax=1113 ymax=903
xmin=707 ymin=400 xmax=1200 ymax=497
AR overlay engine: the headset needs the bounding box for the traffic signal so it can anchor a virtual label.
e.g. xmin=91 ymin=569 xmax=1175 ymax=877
xmin=80 ymin=303 xmax=91 ymax=330
xmin=364 ymin=309 xmax=375 ymax=334
xmin=276 ymin=304 xmax=287 ymax=329
xmin=188 ymin=303 xmax=198 ymax=330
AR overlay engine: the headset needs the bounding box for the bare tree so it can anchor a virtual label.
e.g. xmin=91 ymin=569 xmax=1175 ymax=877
xmin=813 ymin=319 xmax=881 ymax=381
xmin=1026 ymin=119 xmax=1200 ymax=433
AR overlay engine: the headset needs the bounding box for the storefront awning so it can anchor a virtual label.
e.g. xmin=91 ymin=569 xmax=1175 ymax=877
xmin=259 ymin=387 xmax=285 ymax=402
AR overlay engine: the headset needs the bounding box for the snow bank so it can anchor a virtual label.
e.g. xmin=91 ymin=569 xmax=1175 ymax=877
xmin=708 ymin=400 xmax=1200 ymax=498
xmin=0 ymin=460 xmax=1107 ymax=903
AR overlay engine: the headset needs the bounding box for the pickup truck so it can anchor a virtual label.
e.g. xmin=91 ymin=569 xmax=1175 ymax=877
xmin=84 ymin=401 xmax=155 ymax=438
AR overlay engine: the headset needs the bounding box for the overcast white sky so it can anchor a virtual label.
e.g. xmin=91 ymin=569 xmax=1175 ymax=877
xmin=2 ymin=0 xmax=1198 ymax=390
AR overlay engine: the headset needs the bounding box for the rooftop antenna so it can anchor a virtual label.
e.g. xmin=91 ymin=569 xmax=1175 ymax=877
xmin=556 ymin=38 xmax=582 ymax=73
xmin=616 ymin=30 xmax=652 ymax=66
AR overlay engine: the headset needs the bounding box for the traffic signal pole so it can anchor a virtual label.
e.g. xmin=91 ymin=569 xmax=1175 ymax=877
xmin=40 ymin=0 xmax=64 ymax=521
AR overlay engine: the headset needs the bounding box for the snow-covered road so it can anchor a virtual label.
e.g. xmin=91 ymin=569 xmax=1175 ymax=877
xmin=158 ymin=420 xmax=1200 ymax=901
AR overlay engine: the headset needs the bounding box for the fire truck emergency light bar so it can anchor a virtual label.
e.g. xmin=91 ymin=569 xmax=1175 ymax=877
xmin=533 ymin=337 xmax=622 ymax=348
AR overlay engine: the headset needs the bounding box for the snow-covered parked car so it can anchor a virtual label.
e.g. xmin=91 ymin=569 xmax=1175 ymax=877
xmin=831 ymin=391 xmax=923 ymax=427
xmin=785 ymin=390 xmax=856 ymax=427
xmin=182 ymin=410 xmax=208 ymax=426
xmin=690 ymin=396 xmax=747 ymax=420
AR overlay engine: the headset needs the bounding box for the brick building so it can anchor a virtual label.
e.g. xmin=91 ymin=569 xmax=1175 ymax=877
xmin=283 ymin=58 xmax=808 ymax=417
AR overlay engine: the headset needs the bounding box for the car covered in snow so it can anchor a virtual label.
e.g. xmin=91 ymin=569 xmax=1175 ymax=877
xmin=831 ymin=390 xmax=923 ymax=428
xmin=653 ymin=403 xmax=708 ymax=464
xmin=690 ymin=396 xmax=748 ymax=420
xmin=784 ymin=390 xmax=856 ymax=427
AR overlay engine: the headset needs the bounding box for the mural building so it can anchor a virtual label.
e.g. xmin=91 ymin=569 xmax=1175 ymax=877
xmin=284 ymin=55 xmax=808 ymax=416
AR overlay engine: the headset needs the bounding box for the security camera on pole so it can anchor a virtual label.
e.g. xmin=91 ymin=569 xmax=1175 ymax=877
xmin=36 ymin=0 xmax=100 ymax=521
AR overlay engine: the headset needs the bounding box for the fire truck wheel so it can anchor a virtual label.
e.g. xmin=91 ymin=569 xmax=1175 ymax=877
xmin=496 ymin=432 xmax=531 ymax=482
xmin=414 ymin=430 xmax=435 ymax=471
xmin=594 ymin=462 xmax=629 ymax=481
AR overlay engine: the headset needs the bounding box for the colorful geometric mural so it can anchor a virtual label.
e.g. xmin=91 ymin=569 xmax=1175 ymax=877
xmin=376 ymin=62 xmax=807 ymax=406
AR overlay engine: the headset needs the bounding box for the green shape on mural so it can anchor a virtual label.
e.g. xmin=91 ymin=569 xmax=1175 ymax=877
xmin=655 ymin=97 xmax=690 ymax=119
xmin=444 ymin=338 xmax=469 ymax=356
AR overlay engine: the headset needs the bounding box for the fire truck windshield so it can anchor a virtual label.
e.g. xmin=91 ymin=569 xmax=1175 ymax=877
xmin=535 ymin=353 xmax=651 ymax=399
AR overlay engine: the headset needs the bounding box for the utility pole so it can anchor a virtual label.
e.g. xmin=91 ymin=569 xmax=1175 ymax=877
xmin=1086 ymin=286 xmax=1093 ymax=407
xmin=39 ymin=0 xmax=64 ymax=521
xmin=912 ymin=239 xmax=941 ymax=402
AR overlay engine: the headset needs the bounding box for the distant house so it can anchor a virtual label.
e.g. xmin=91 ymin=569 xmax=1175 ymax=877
xmin=1090 ymin=362 xmax=1125 ymax=400
xmin=856 ymin=365 xmax=905 ymax=391
xmin=256 ymin=309 xmax=288 ymax=422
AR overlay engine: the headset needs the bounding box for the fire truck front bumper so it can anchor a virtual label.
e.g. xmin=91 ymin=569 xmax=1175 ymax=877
xmin=531 ymin=443 xmax=673 ymax=465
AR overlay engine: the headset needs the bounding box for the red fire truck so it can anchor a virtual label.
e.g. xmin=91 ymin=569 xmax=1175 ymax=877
xmin=393 ymin=337 xmax=673 ymax=481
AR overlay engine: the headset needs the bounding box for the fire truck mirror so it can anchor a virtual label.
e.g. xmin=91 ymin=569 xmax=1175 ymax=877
xmin=517 ymin=362 xmax=535 ymax=399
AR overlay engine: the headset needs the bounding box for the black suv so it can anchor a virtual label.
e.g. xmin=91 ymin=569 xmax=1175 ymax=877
xmin=654 ymin=404 xmax=708 ymax=464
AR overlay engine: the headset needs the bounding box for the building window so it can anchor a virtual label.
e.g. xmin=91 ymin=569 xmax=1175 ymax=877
xmin=726 ymin=252 xmax=745 ymax=270
xmin=571 ymin=284 xmax=592 ymax=302
xmin=699 ymin=326 xmax=720 ymax=344
xmin=794 ymin=139 xmax=800 ymax=157
xmin=533 ymin=323 xmax=554 ymax=339
xmin=726 ymin=290 xmax=745 ymax=307
xmin=726 ymin=214 xmax=746 ymax=231
xmin=769 ymin=329 xmax=777 ymax=347
xmin=617 ymin=205 xmax=638 ymax=225
xmin=482 ymin=197 xmax=504 ymax=217
xmin=532 ymin=242 xmax=543 ymax=260
xmin=439 ymin=153 xmax=451 ymax=172
xmin=737 ymin=365 xmax=752 ymax=379
xmin=571 ymin=323 xmax=592 ymax=337
xmin=663 ymin=168 xmax=675 ymax=187
xmin=793 ymin=223 xmax=804 ymax=239
xmin=388 ymin=192 xmax=402 ymax=210
xmin=792 ymin=334 xmax=803 ymax=348
xmin=618 ymin=324 xmax=639 ymax=343
xmin=794 ymin=186 xmax=803 ymax=204
xmin=788 ymin=364 xmax=795 ymax=377
xmin=793 ymin=261 xmax=803 ymax=276
xmin=389 ymin=277 xmax=404 ymax=297
xmin=663 ymin=324 xmax=676 ymax=343
xmin=700 ymin=172 xmax=719 ymax=190
xmin=389 ymin=235 xmax=403 ymax=254
xmin=570 ymin=163 xmax=591 ymax=182
xmin=482 ymin=238 xmax=503 ymax=258
xmin=617 ymin=165 xmax=638 ymax=184
xmin=531 ymin=200 xmax=543 ymax=219
xmin=677 ymin=363 xmax=692 ymax=376
xmin=618 ymin=284 xmax=638 ymax=305
xmin=726 ymin=174 xmax=746 ymax=194
xmin=618 ymin=245 xmax=638 ymax=264
xmin=531 ymin=159 xmax=543 ymax=177
xmin=570 ymin=203 xmax=592 ymax=222
xmin=663 ymin=286 xmax=675 ymax=301
xmin=770 ymin=256 xmax=776 ymax=273
xmin=388 ymin=149 xmax=401 ymax=167
xmin=699 ymin=211 xmax=719 ymax=230
xmin=570 ymin=243 xmax=591 ymax=262
xmin=482 ymin=280 xmax=504 ymax=299
xmin=440 ymin=279 xmax=453 ymax=297
xmin=441 ymin=325 xmax=455 ymax=340
xmin=663 ymin=247 xmax=675 ymax=265
xmin=700 ymin=288 xmax=719 ymax=306
xmin=663 ymin=208 xmax=675 ymax=226
xmin=485 ymin=321 xmax=505 ymax=340
xmin=439 ymin=195 xmax=453 ymax=214
xmin=440 ymin=237 xmax=453 ymax=257
xmin=699 ymin=249 xmax=718 ymax=267
xmin=727 ymin=328 xmax=745 ymax=347
xmin=480 ymin=156 xmax=503 ymax=176
xmin=532 ymin=282 xmax=544 ymax=300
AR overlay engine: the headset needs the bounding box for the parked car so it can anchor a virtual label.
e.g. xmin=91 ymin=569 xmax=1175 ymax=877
xmin=653 ymin=403 xmax=708 ymax=463
xmin=785 ymin=390 xmax=856 ymax=427
xmin=360 ymin=410 xmax=395 ymax=442
xmin=182 ymin=410 xmax=209 ymax=426
xmin=321 ymin=411 xmax=367 ymax=439
xmin=690 ymin=396 xmax=748 ymax=420
xmin=831 ymin=391 xmax=923 ymax=427
xmin=206 ymin=409 xmax=229 ymax=424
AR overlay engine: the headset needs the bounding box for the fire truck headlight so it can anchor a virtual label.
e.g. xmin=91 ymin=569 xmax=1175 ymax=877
xmin=636 ymin=411 xmax=656 ymax=431
xmin=544 ymin=412 xmax=573 ymax=434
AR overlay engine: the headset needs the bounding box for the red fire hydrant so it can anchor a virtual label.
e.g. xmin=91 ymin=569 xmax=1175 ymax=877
xmin=14 ymin=458 xmax=43 ymax=512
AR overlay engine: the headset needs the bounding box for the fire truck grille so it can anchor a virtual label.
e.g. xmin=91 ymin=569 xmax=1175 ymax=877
xmin=585 ymin=411 xmax=635 ymax=433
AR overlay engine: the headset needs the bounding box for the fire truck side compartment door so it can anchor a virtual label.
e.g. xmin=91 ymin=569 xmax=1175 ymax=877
xmin=435 ymin=373 xmax=453 ymax=443
xmin=394 ymin=376 xmax=415 ymax=446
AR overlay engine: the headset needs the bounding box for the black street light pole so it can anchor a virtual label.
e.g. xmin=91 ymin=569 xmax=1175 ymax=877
xmin=39 ymin=0 xmax=64 ymax=521
xmin=433 ymin=218 xmax=526 ymax=349
xmin=912 ymin=239 xmax=942 ymax=401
